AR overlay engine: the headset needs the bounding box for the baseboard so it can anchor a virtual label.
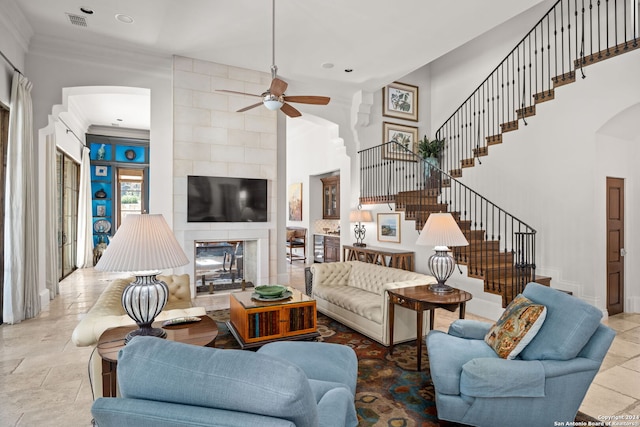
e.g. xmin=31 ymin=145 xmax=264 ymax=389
xmin=39 ymin=289 xmax=50 ymax=310
xmin=626 ymin=296 xmax=640 ymax=313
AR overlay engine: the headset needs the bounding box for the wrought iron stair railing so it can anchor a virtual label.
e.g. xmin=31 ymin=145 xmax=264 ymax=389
xmin=435 ymin=0 xmax=639 ymax=177
xmin=358 ymin=142 xmax=538 ymax=305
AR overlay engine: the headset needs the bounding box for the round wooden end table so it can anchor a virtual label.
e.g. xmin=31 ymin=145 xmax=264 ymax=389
xmin=387 ymin=285 xmax=472 ymax=371
xmin=97 ymin=315 xmax=218 ymax=397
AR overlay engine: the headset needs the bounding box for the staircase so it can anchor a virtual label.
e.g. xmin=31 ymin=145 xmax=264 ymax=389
xmin=358 ymin=0 xmax=638 ymax=307
xmin=436 ymin=0 xmax=639 ymax=177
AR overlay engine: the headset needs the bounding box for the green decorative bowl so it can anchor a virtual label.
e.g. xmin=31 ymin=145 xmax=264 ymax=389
xmin=254 ymin=285 xmax=287 ymax=298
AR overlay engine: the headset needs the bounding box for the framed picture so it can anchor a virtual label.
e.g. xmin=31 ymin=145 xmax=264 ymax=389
xmin=96 ymin=205 xmax=106 ymax=217
xmin=383 ymin=122 xmax=418 ymax=160
xmin=377 ymin=213 xmax=401 ymax=243
xmin=95 ymin=165 xmax=108 ymax=177
xmin=288 ymin=182 xmax=302 ymax=221
xmin=383 ymin=81 xmax=418 ymax=121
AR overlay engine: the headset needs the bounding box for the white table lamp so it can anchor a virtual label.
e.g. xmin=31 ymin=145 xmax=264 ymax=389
xmin=94 ymin=214 xmax=189 ymax=342
xmin=416 ymin=213 xmax=469 ymax=293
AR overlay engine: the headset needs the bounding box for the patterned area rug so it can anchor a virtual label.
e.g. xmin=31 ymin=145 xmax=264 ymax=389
xmin=208 ymin=310 xmax=597 ymax=427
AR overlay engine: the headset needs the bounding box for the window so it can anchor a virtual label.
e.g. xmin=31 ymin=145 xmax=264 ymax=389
xmin=117 ymin=168 xmax=146 ymax=225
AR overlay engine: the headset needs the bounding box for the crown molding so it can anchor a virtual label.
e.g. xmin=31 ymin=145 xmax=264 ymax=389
xmin=87 ymin=125 xmax=150 ymax=140
xmin=28 ymin=34 xmax=172 ymax=78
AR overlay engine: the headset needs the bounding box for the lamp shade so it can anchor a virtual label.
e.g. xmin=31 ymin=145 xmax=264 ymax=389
xmin=415 ymin=213 xmax=469 ymax=248
xmin=349 ymin=209 xmax=373 ymax=223
xmin=95 ymin=214 xmax=188 ymax=272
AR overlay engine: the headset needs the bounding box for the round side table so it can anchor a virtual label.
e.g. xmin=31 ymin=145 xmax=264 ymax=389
xmin=97 ymin=315 xmax=218 ymax=397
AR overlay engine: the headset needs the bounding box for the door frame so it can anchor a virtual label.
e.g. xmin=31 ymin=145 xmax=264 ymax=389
xmin=606 ymin=176 xmax=625 ymax=315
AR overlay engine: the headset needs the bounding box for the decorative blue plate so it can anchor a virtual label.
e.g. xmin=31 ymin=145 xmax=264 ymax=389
xmin=93 ymin=219 xmax=111 ymax=233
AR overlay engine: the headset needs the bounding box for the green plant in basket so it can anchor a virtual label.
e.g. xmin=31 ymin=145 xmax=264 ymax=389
xmin=418 ymin=135 xmax=445 ymax=159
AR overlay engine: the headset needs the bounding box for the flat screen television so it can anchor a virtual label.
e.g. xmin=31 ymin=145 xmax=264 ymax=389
xmin=187 ymin=175 xmax=268 ymax=222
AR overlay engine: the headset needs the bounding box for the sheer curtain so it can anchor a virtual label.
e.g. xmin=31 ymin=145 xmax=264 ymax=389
xmin=76 ymin=146 xmax=93 ymax=268
xmin=44 ymin=134 xmax=59 ymax=297
xmin=3 ymin=71 xmax=39 ymax=323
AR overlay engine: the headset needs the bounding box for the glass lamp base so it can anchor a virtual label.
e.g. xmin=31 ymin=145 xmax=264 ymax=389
xmin=125 ymin=326 xmax=167 ymax=344
xmin=428 ymin=282 xmax=455 ymax=293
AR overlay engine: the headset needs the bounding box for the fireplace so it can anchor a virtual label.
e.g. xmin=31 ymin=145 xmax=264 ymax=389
xmin=194 ymin=240 xmax=258 ymax=294
xmin=183 ymin=229 xmax=270 ymax=299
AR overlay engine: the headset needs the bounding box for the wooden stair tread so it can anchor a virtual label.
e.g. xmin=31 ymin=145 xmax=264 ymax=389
xmin=486 ymin=134 xmax=502 ymax=145
xmin=552 ymin=71 xmax=576 ymax=88
xmin=533 ymin=89 xmax=555 ymax=104
xmin=500 ymin=120 xmax=519 ymax=132
xmin=575 ymin=40 xmax=640 ymax=68
xmin=473 ymin=146 xmax=489 ymax=157
xmin=516 ymin=105 xmax=536 ymax=119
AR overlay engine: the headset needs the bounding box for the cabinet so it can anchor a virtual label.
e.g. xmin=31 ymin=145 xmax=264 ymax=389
xmin=227 ymin=289 xmax=318 ymax=349
xmin=343 ymin=244 xmax=415 ymax=271
xmin=321 ymin=175 xmax=340 ymax=219
xmin=314 ymin=235 xmax=340 ymax=263
xmin=324 ymin=236 xmax=340 ymax=263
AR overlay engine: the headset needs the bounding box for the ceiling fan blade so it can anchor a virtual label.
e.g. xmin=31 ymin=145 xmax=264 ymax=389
xmin=237 ymin=102 xmax=264 ymax=113
xmin=283 ymin=95 xmax=330 ymax=105
xmin=280 ymin=103 xmax=302 ymax=118
xmin=270 ymin=78 xmax=288 ymax=97
xmin=217 ymin=89 xmax=260 ymax=98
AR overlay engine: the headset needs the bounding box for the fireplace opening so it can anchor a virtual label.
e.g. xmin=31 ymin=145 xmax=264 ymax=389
xmin=194 ymin=241 xmax=255 ymax=294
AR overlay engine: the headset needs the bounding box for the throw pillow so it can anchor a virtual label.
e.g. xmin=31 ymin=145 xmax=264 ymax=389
xmin=286 ymin=230 xmax=296 ymax=241
xmin=484 ymin=294 xmax=547 ymax=359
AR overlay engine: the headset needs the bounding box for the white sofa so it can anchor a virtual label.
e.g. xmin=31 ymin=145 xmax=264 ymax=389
xmin=72 ymin=274 xmax=206 ymax=398
xmin=310 ymin=260 xmax=437 ymax=346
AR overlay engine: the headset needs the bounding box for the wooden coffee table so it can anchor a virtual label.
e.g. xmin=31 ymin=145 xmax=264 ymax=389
xmin=97 ymin=315 xmax=218 ymax=397
xmin=227 ymin=288 xmax=319 ymax=349
xmin=387 ymin=285 xmax=472 ymax=371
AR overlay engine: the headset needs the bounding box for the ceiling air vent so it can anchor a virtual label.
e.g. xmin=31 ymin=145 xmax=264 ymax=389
xmin=66 ymin=13 xmax=88 ymax=27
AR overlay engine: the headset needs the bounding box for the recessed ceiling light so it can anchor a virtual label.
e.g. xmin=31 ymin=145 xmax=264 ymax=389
xmin=344 ymin=69 xmax=353 ymax=73
xmin=116 ymin=118 xmax=123 ymax=122
xmin=115 ymin=14 xmax=134 ymax=24
xmin=321 ymin=62 xmax=334 ymax=69
xmin=80 ymin=7 xmax=94 ymax=15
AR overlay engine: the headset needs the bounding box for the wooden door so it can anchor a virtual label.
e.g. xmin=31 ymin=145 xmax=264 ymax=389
xmin=606 ymin=177 xmax=624 ymax=315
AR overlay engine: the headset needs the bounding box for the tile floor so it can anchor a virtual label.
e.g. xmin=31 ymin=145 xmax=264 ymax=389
xmin=1 ymin=263 xmax=638 ymax=426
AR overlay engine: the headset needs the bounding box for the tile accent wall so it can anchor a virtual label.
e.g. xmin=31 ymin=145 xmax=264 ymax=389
xmin=171 ymin=56 xmax=278 ymax=292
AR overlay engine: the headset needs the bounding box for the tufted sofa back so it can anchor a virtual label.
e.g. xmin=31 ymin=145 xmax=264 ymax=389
xmin=347 ymin=261 xmax=427 ymax=294
xmin=71 ymin=274 xmax=197 ymax=347
xmin=161 ymin=274 xmax=194 ymax=310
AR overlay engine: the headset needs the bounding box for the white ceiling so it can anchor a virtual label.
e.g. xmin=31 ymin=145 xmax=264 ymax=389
xmin=13 ymin=0 xmax=547 ymax=129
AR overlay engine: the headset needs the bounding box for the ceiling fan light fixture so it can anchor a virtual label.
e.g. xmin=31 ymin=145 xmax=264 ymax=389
xmin=262 ymin=93 xmax=284 ymax=110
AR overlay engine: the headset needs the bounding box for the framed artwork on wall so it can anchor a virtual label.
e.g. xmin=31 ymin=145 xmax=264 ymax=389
xmin=382 ymin=122 xmax=418 ymax=161
xmin=377 ymin=212 xmax=401 ymax=243
xmin=288 ymin=182 xmax=302 ymax=221
xmin=383 ymin=81 xmax=419 ymax=121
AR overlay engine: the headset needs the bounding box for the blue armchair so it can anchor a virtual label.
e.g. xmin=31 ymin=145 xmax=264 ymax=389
xmin=426 ymin=283 xmax=615 ymax=427
xmin=91 ymin=337 xmax=358 ymax=427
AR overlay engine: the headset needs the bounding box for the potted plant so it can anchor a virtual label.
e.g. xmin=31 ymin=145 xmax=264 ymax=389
xmin=418 ymin=135 xmax=444 ymax=177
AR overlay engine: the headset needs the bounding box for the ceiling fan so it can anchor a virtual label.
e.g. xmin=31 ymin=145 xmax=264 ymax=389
xmin=216 ymin=0 xmax=330 ymax=118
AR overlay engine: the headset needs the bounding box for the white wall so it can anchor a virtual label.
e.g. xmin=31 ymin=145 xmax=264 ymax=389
xmin=25 ymin=36 xmax=173 ymax=307
xmin=170 ymin=56 xmax=279 ymax=293
xmin=0 ymin=0 xmax=30 ymax=107
xmin=286 ymin=114 xmax=350 ymax=259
